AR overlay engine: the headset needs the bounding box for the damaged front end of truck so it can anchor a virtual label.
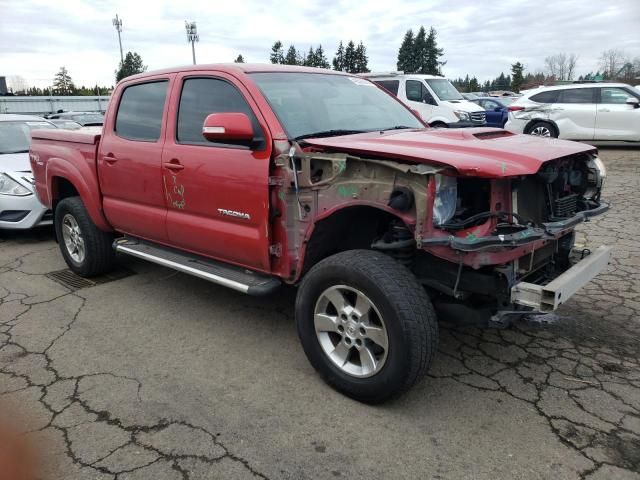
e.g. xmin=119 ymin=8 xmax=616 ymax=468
xmin=270 ymin=128 xmax=611 ymax=327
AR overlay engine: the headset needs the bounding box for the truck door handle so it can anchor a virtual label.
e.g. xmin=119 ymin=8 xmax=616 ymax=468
xmin=104 ymin=153 xmax=118 ymax=164
xmin=163 ymin=160 xmax=184 ymax=171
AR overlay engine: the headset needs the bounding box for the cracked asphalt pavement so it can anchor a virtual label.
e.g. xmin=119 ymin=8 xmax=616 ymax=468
xmin=1 ymin=147 xmax=639 ymax=479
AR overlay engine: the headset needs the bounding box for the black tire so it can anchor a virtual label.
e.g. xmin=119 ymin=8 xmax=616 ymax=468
xmin=54 ymin=196 xmax=115 ymax=277
xmin=526 ymin=121 xmax=558 ymax=138
xmin=295 ymin=250 xmax=438 ymax=403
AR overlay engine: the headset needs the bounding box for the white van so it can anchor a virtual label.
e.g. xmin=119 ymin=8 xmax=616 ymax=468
xmin=362 ymin=72 xmax=486 ymax=127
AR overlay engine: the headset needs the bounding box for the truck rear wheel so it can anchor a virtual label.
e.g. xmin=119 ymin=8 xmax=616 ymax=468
xmin=54 ymin=197 xmax=115 ymax=277
xmin=295 ymin=250 xmax=438 ymax=403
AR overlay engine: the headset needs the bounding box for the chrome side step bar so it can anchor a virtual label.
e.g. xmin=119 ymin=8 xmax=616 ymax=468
xmin=113 ymin=237 xmax=281 ymax=296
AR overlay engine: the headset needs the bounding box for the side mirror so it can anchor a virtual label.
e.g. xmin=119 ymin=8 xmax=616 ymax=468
xmin=202 ymin=113 xmax=254 ymax=142
xmin=626 ymin=98 xmax=640 ymax=109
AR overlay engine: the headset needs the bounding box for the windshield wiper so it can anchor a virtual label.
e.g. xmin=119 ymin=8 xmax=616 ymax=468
xmin=1 ymin=150 xmax=29 ymax=154
xmin=294 ymin=129 xmax=366 ymax=141
xmin=380 ymin=125 xmax=415 ymax=131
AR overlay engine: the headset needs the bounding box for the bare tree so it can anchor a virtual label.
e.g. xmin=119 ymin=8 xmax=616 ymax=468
xmin=6 ymin=75 xmax=29 ymax=93
xmin=544 ymin=53 xmax=578 ymax=81
xmin=567 ymin=53 xmax=578 ymax=81
xmin=599 ymin=49 xmax=626 ymax=78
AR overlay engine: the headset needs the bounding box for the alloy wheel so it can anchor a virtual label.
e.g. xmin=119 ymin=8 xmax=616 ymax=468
xmin=313 ymin=285 xmax=389 ymax=378
xmin=61 ymin=214 xmax=86 ymax=264
xmin=530 ymin=125 xmax=552 ymax=137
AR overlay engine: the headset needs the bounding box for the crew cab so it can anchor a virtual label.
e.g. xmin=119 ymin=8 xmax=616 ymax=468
xmin=30 ymin=64 xmax=610 ymax=403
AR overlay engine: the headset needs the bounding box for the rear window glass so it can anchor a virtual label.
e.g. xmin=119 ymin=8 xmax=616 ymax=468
xmin=557 ymin=88 xmax=595 ymax=104
xmin=374 ymin=80 xmax=400 ymax=96
xmin=530 ymin=90 xmax=558 ymax=103
xmin=115 ymin=81 xmax=168 ymax=141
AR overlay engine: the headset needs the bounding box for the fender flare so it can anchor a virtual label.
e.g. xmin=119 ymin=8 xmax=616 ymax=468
xmin=47 ymin=158 xmax=112 ymax=231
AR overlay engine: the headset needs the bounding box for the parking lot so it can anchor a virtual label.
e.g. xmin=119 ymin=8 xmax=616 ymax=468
xmin=0 ymin=146 xmax=638 ymax=479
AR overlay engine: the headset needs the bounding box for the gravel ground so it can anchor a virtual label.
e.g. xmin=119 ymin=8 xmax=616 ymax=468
xmin=1 ymin=147 xmax=639 ymax=480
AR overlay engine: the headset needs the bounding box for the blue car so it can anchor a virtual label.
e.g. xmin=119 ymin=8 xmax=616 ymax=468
xmin=471 ymin=97 xmax=512 ymax=128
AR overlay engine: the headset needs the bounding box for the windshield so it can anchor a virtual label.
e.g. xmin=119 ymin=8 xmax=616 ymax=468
xmin=0 ymin=120 xmax=56 ymax=155
xmin=425 ymin=79 xmax=464 ymax=101
xmin=250 ymin=72 xmax=423 ymax=139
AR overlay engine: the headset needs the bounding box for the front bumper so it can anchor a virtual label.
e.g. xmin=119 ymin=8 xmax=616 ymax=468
xmin=448 ymin=120 xmax=487 ymax=128
xmin=511 ymin=245 xmax=612 ymax=312
xmin=0 ymin=193 xmax=51 ymax=230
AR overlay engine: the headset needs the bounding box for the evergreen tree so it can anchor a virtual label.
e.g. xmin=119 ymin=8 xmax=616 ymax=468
xmin=511 ymin=61 xmax=524 ymax=92
xmin=304 ymin=46 xmax=317 ymax=66
xmin=332 ymin=41 xmax=345 ymax=71
xmin=469 ymin=76 xmax=479 ymax=92
xmin=315 ymin=45 xmax=330 ymax=69
xmin=270 ymin=41 xmax=285 ymax=64
xmin=234 ymin=54 xmax=245 ymax=63
xmin=424 ymin=27 xmax=445 ymax=75
xmin=413 ymin=26 xmax=427 ymax=74
xmin=284 ymin=45 xmax=300 ymax=65
xmin=115 ymin=52 xmax=147 ymax=82
xmin=397 ymin=30 xmax=415 ymax=72
xmin=344 ymin=41 xmax=356 ymax=73
xmin=53 ymin=67 xmax=75 ymax=95
xmin=354 ymin=42 xmax=370 ymax=73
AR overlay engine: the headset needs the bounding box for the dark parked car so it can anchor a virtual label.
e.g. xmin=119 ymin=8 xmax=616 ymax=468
xmin=471 ymin=97 xmax=512 ymax=128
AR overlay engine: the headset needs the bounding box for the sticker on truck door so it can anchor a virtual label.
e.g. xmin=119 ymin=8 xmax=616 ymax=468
xmin=163 ymin=175 xmax=186 ymax=209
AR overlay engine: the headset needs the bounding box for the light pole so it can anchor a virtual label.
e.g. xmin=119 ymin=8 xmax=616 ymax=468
xmin=112 ymin=14 xmax=124 ymax=64
xmin=185 ymin=21 xmax=199 ymax=65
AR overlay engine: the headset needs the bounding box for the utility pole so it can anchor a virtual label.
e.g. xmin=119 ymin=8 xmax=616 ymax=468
xmin=112 ymin=14 xmax=124 ymax=64
xmin=185 ymin=21 xmax=199 ymax=65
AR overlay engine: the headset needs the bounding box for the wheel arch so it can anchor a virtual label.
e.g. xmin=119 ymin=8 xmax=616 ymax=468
xmin=524 ymin=118 xmax=559 ymax=136
xmin=47 ymin=159 xmax=112 ymax=232
xmin=297 ymin=204 xmax=412 ymax=281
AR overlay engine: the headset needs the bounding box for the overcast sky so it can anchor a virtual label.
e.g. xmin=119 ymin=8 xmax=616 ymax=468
xmin=2 ymin=0 xmax=639 ymax=89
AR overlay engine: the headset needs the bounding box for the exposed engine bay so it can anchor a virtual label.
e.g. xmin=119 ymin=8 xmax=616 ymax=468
xmin=274 ymin=145 xmax=609 ymax=326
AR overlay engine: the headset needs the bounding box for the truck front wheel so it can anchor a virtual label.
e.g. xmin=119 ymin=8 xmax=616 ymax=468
xmin=295 ymin=250 xmax=438 ymax=403
xmin=54 ymin=197 xmax=115 ymax=277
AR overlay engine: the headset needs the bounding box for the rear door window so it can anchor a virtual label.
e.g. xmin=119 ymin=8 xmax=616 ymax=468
xmin=530 ymin=90 xmax=558 ymax=103
xmin=556 ymin=88 xmax=596 ymax=104
xmin=374 ymin=80 xmax=400 ymax=96
xmin=115 ymin=81 xmax=168 ymax=141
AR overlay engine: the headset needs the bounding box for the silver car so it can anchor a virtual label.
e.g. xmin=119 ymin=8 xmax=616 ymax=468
xmin=0 ymin=114 xmax=57 ymax=229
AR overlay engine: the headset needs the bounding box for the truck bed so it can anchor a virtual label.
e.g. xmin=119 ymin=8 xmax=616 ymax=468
xmin=31 ymin=128 xmax=102 ymax=145
xmin=29 ymin=128 xmax=108 ymax=230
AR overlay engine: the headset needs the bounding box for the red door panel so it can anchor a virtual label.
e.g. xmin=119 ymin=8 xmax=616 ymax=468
xmin=162 ymin=72 xmax=272 ymax=271
xmin=98 ymin=76 xmax=173 ymax=242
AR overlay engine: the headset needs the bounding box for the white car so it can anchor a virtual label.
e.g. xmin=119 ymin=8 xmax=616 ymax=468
xmin=505 ymin=83 xmax=640 ymax=141
xmin=361 ymin=72 xmax=486 ymax=127
xmin=0 ymin=114 xmax=57 ymax=229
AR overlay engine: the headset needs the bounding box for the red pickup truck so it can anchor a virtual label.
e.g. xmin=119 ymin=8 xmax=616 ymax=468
xmin=30 ymin=64 xmax=610 ymax=403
